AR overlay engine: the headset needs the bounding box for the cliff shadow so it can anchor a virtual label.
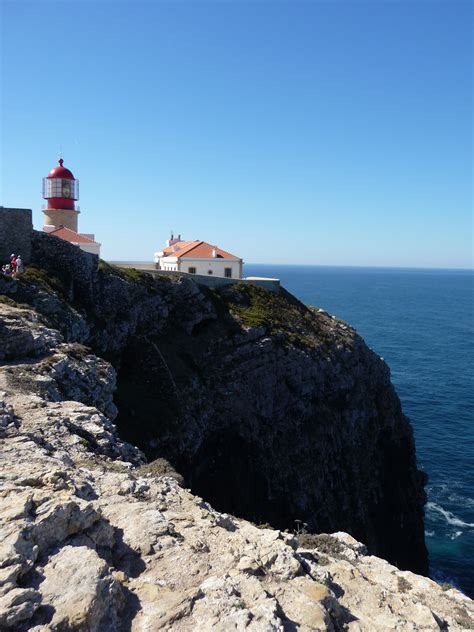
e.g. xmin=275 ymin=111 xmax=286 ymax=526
xmin=114 ymin=336 xmax=183 ymax=461
xmin=185 ymin=429 xmax=291 ymax=528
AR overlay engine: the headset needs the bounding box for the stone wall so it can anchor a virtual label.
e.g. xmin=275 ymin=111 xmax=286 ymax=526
xmin=117 ymin=265 xmax=281 ymax=292
xmin=154 ymin=269 xmax=281 ymax=292
xmin=0 ymin=207 xmax=33 ymax=264
xmin=30 ymin=229 xmax=98 ymax=304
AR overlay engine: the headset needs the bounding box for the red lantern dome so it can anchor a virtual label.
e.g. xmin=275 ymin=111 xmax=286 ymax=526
xmin=47 ymin=159 xmax=75 ymax=180
xmin=42 ymin=158 xmax=79 ymax=211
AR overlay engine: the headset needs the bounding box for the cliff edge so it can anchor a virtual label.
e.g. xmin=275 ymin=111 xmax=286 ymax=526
xmin=1 ymin=232 xmax=470 ymax=629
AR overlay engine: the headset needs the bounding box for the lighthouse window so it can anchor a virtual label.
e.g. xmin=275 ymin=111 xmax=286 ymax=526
xmin=224 ymin=268 xmax=232 ymax=278
xmin=46 ymin=179 xmax=74 ymax=198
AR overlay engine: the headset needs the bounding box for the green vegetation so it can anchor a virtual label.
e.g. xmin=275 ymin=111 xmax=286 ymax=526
xmin=98 ymin=261 xmax=170 ymax=292
xmin=215 ymin=284 xmax=320 ymax=348
xmin=98 ymin=260 xmax=144 ymax=281
xmin=0 ymin=295 xmax=20 ymax=307
xmin=232 ymin=294 xmax=273 ymax=328
xmin=0 ymin=292 xmax=40 ymax=311
xmin=228 ymin=284 xmax=289 ymax=328
xmin=137 ymin=457 xmax=185 ymax=485
xmin=19 ymin=264 xmax=67 ymax=297
xmin=39 ymin=354 xmax=60 ymax=369
xmin=116 ymin=266 xmax=144 ymax=281
xmin=66 ymin=343 xmax=91 ymax=360
xmin=97 ymin=259 xmax=114 ymax=273
xmin=297 ymin=533 xmax=345 ymax=558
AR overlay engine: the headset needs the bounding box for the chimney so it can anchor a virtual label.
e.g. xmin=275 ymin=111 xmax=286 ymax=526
xmin=166 ymin=232 xmax=181 ymax=248
xmin=212 ymin=246 xmax=217 ymax=258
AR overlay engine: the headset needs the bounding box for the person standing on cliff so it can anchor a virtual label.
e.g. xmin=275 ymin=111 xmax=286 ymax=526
xmin=10 ymin=254 xmax=16 ymax=273
xmin=15 ymin=255 xmax=24 ymax=274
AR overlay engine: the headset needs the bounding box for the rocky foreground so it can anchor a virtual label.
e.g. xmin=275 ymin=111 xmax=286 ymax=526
xmin=1 ymin=386 xmax=473 ymax=631
xmin=2 ymin=231 xmax=430 ymax=576
xmin=0 ymin=231 xmax=473 ymax=629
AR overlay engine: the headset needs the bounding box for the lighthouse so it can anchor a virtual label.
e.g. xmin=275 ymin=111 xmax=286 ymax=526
xmin=42 ymin=158 xmax=80 ymax=232
xmin=42 ymin=159 xmax=101 ymax=256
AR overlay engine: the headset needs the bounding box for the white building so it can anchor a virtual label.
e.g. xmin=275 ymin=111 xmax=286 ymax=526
xmin=45 ymin=226 xmax=101 ymax=256
xmin=155 ymin=234 xmax=243 ymax=279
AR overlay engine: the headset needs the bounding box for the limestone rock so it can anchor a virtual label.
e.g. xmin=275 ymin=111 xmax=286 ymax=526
xmin=0 ymin=303 xmax=61 ymax=361
xmin=6 ymin=232 xmax=428 ymax=573
xmin=0 ymin=389 xmax=471 ymax=630
xmin=38 ymin=545 xmax=124 ymax=630
xmin=0 ymin=235 xmax=472 ymax=630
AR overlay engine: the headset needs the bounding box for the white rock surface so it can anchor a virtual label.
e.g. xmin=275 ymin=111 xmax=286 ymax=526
xmin=0 ymin=301 xmax=473 ymax=631
xmin=0 ymin=389 xmax=472 ymax=631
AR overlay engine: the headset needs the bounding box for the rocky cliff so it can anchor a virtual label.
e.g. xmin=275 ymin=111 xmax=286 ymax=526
xmin=1 ymin=231 xmax=471 ymax=630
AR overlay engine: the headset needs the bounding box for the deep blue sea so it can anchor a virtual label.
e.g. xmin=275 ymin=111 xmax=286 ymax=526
xmin=246 ymin=264 xmax=474 ymax=597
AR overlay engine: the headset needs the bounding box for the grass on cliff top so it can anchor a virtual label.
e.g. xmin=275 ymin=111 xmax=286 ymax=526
xmin=0 ymin=295 xmax=19 ymax=307
xmin=0 ymin=295 xmax=30 ymax=309
xmin=213 ymin=283 xmax=322 ymax=347
xmin=18 ymin=264 xmax=68 ymax=297
xmin=98 ymin=260 xmax=171 ymax=289
xmin=98 ymin=260 xmax=141 ymax=280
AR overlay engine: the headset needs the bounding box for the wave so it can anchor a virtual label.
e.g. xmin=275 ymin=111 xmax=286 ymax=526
xmin=426 ymin=502 xmax=474 ymax=528
xmin=448 ymin=494 xmax=474 ymax=509
xmin=428 ymin=484 xmax=474 ymax=512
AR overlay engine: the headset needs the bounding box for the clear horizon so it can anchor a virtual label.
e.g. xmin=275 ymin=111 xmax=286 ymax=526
xmin=110 ymin=259 xmax=474 ymax=272
xmin=1 ymin=1 xmax=472 ymax=269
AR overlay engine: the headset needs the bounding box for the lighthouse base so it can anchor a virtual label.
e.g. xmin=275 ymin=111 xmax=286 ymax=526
xmin=43 ymin=208 xmax=80 ymax=232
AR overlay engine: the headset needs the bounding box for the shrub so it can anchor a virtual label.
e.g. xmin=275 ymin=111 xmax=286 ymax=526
xmin=137 ymin=458 xmax=185 ymax=486
xmin=19 ymin=264 xmax=66 ymax=296
xmin=0 ymin=295 xmax=19 ymax=307
xmin=297 ymin=533 xmax=345 ymax=558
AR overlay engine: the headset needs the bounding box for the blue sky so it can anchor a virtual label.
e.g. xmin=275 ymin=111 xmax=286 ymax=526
xmin=1 ymin=0 xmax=472 ymax=267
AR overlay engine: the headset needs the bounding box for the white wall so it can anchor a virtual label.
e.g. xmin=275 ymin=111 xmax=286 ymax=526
xmin=157 ymin=256 xmax=243 ymax=278
xmin=158 ymin=257 xmax=179 ymax=271
xmin=177 ymin=258 xmax=242 ymax=279
xmin=78 ymin=242 xmax=101 ymax=256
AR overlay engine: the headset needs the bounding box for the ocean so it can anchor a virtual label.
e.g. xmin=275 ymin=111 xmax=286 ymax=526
xmin=246 ymin=264 xmax=474 ymax=597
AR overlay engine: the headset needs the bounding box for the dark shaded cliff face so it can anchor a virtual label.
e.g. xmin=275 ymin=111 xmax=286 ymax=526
xmin=4 ymin=231 xmax=428 ymax=575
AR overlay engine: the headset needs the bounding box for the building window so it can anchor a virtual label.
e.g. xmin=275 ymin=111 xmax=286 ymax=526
xmin=224 ymin=268 xmax=232 ymax=278
xmin=208 ymin=270 xmax=213 ymax=275
xmin=188 ymin=267 xmax=196 ymax=274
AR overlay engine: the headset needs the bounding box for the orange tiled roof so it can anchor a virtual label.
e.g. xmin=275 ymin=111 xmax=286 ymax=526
xmin=162 ymin=240 xmax=199 ymax=255
xmin=163 ymin=240 xmax=240 ymax=260
xmin=49 ymin=226 xmax=99 ymax=244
